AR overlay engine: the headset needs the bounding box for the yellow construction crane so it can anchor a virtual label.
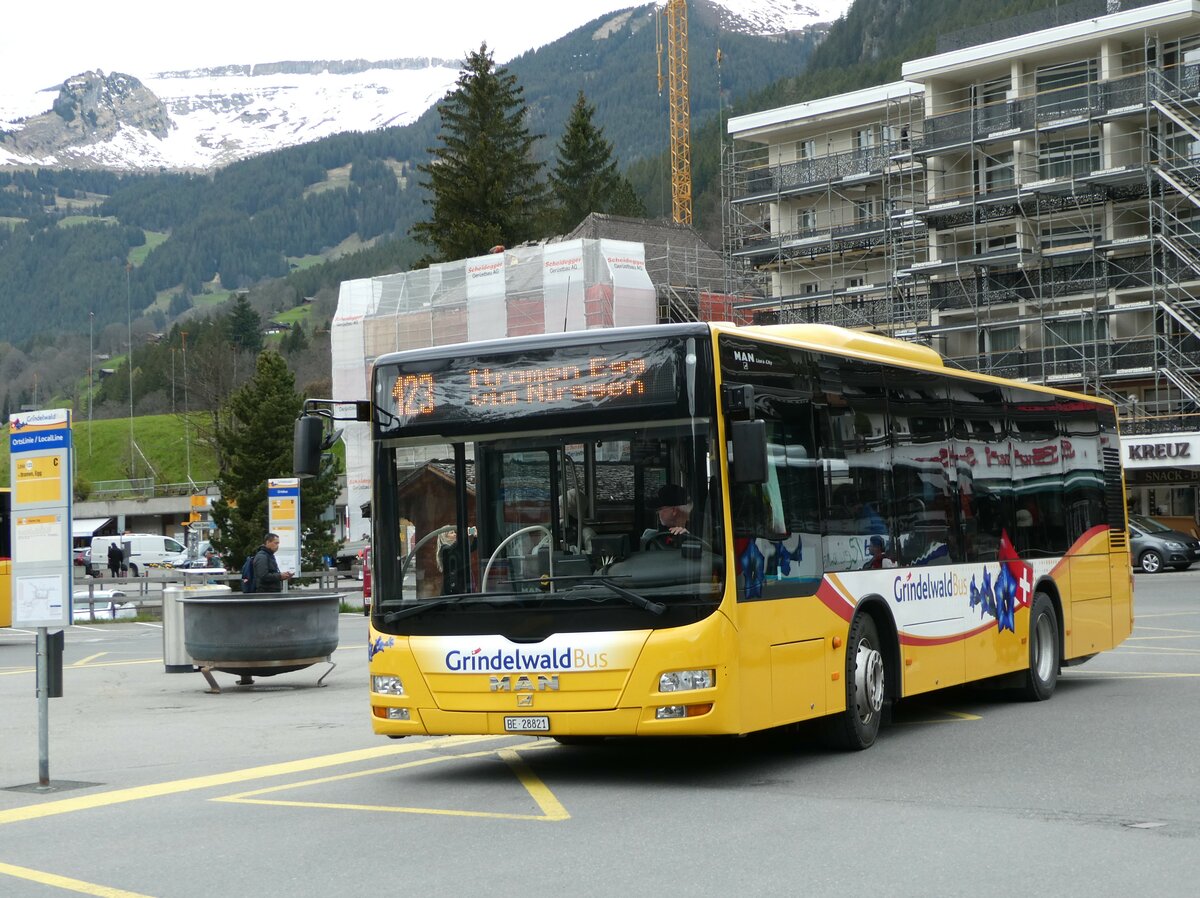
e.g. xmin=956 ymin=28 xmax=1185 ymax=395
xmin=656 ymin=0 xmax=692 ymax=225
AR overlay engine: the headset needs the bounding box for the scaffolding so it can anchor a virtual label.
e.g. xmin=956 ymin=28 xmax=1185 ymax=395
xmin=723 ymin=7 xmax=1200 ymax=435
xmin=723 ymin=82 xmax=926 ymax=334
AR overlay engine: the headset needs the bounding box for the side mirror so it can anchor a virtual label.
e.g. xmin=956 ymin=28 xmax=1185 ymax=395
xmin=294 ymin=416 xmax=324 ymax=478
xmin=730 ymin=420 xmax=768 ymax=484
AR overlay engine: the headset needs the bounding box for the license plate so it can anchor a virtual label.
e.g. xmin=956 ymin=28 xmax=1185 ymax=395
xmin=504 ymin=716 xmax=550 ymax=732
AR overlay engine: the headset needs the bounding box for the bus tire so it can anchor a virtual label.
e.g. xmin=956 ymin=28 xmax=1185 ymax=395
xmin=823 ymin=613 xmax=886 ymax=750
xmin=1022 ymin=592 xmax=1059 ymax=702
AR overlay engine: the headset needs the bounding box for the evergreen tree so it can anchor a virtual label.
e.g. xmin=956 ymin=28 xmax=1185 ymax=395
xmin=209 ymin=351 xmax=339 ymax=574
xmin=225 ymin=293 xmax=263 ymax=354
xmin=283 ymin=321 xmax=308 ymax=354
xmin=550 ymin=91 xmax=646 ymax=232
xmin=412 ymin=44 xmax=547 ymax=262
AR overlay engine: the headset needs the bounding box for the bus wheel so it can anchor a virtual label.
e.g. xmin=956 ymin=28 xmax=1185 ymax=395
xmin=1022 ymin=592 xmax=1059 ymax=702
xmin=823 ymin=613 xmax=886 ymax=750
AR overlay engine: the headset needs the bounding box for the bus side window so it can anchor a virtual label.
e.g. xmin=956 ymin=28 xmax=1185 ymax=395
xmin=951 ymin=385 xmax=1008 ymax=562
xmin=730 ymin=395 xmax=820 ymax=599
xmin=816 ymin=355 xmax=892 ymax=573
xmin=888 ymin=368 xmax=958 ymax=566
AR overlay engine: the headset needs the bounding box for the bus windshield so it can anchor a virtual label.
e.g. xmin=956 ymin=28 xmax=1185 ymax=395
xmin=372 ymin=422 xmax=723 ymax=635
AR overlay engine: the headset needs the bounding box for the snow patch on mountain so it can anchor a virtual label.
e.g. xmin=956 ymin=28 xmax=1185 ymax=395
xmin=1 ymin=60 xmax=461 ymax=170
xmin=714 ymin=0 xmax=850 ymax=33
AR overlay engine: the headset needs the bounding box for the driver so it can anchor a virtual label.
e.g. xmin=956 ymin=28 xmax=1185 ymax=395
xmin=642 ymin=483 xmax=692 ymax=549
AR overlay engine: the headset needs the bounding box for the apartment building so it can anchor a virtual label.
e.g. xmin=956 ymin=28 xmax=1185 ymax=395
xmin=726 ymin=0 xmax=1200 ymax=520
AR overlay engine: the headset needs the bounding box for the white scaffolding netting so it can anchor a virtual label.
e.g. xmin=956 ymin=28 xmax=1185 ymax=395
xmin=333 ymin=239 xmax=657 ymax=540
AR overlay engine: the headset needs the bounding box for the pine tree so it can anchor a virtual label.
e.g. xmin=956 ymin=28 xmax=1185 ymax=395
xmin=225 ymin=293 xmax=263 ymax=354
xmin=412 ymin=45 xmax=547 ymax=262
xmin=283 ymin=321 xmax=308 ymax=354
xmin=550 ymin=92 xmax=647 ymax=232
xmin=210 ymin=351 xmax=339 ymax=573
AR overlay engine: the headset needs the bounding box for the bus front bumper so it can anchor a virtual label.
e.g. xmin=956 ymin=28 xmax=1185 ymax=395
xmin=371 ymin=702 xmax=730 ymax=738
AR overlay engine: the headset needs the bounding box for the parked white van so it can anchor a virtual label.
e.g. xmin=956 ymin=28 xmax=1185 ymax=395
xmin=91 ymin=533 xmax=188 ymax=577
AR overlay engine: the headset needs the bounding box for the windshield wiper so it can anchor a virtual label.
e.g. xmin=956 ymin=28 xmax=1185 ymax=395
xmin=379 ymin=594 xmax=477 ymax=623
xmin=577 ymin=576 xmax=666 ymax=615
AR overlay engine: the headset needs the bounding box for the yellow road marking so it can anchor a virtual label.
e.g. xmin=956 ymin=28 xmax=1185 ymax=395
xmin=0 ymin=659 xmax=161 ymax=677
xmin=0 ymin=736 xmax=500 ymax=827
xmin=1136 ymin=610 xmax=1200 ymax=619
xmin=895 ymin=709 xmax=981 ymax=725
xmin=0 ymin=860 xmax=156 ymax=898
xmin=73 ymin=653 xmax=108 ymax=666
xmin=1066 ymin=669 xmax=1200 ymax=678
xmin=216 ymin=741 xmax=569 ymax=822
xmin=1127 ymin=634 xmax=1200 ymax=641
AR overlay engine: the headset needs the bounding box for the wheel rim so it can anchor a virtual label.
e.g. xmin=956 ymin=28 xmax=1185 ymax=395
xmin=1142 ymin=552 xmax=1161 ymax=573
xmin=854 ymin=638 xmax=885 ymax=722
xmin=1032 ymin=611 xmax=1055 ymax=683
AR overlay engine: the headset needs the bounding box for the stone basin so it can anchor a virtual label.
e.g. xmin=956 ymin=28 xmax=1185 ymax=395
xmin=181 ymin=594 xmax=341 ymax=679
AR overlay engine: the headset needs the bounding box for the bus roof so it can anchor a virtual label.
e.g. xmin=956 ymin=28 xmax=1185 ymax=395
xmin=710 ymin=321 xmax=1115 ymax=408
xmin=369 ymin=320 xmax=1114 ymax=409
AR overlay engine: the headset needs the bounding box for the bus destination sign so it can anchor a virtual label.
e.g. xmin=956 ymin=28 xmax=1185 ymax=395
xmin=376 ymin=339 xmax=682 ymax=434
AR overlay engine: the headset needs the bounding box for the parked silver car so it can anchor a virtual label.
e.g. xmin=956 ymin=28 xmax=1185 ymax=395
xmin=1128 ymin=514 xmax=1200 ymax=573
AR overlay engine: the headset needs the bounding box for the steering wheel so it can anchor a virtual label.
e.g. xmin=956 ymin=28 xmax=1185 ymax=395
xmin=645 ymin=531 xmax=711 ymax=553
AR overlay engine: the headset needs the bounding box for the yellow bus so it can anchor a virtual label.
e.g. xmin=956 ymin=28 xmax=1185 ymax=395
xmin=343 ymin=322 xmax=1131 ymax=749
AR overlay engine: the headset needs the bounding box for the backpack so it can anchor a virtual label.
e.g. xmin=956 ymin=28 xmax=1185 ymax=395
xmin=241 ymin=554 xmax=257 ymax=593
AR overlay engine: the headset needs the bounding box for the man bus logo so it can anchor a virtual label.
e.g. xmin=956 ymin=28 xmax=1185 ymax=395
xmin=490 ymin=675 xmax=560 ymax=692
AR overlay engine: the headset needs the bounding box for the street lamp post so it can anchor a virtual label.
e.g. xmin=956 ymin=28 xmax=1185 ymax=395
xmin=126 ymin=263 xmax=134 ymax=478
xmin=88 ymin=310 xmax=94 ymax=457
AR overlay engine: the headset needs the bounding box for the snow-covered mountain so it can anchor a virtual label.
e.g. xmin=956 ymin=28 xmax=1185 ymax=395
xmin=0 ymin=60 xmax=463 ymax=171
xmin=0 ymin=0 xmax=851 ymax=172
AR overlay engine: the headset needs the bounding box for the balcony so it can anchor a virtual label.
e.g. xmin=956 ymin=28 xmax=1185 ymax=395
xmin=732 ymin=215 xmax=891 ymax=263
xmin=926 ymin=254 xmax=1165 ymax=310
xmin=731 ymin=145 xmax=899 ymax=202
xmin=946 ymin=338 xmax=1164 ymax=382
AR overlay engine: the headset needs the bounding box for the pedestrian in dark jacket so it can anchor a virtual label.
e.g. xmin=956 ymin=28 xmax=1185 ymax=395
xmin=251 ymin=533 xmax=293 ymax=593
xmin=107 ymin=543 xmax=123 ymax=578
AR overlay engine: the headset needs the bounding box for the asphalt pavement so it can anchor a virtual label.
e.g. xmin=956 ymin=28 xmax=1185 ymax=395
xmin=0 ymin=570 xmax=1196 ymax=897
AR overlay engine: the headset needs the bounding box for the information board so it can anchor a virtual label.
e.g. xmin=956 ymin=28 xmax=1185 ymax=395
xmin=9 ymin=409 xmax=72 ymax=627
xmin=267 ymin=478 xmax=301 ymax=577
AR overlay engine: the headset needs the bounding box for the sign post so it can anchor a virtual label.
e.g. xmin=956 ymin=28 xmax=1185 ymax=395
xmin=9 ymin=408 xmax=73 ymax=788
xmin=268 ymin=478 xmax=301 ymax=585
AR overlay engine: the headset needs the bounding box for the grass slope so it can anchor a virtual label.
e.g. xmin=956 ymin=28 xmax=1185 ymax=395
xmin=0 ymin=413 xmax=218 ymax=490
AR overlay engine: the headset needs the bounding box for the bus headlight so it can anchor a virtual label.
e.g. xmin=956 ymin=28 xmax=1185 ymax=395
xmin=659 ymin=669 xmax=714 ymax=692
xmin=372 ymin=675 xmax=404 ymax=695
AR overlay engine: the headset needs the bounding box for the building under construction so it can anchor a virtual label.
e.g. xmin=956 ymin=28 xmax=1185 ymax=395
xmin=725 ymin=0 xmax=1200 ymax=522
xmin=332 ymin=213 xmax=760 ymax=539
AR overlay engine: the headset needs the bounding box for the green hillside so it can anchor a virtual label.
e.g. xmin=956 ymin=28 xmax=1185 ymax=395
xmin=0 ymin=413 xmax=218 ymax=492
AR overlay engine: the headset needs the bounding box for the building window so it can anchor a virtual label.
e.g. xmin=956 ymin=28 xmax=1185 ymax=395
xmin=796 ymin=207 xmax=816 ymax=234
xmin=973 ymin=77 xmax=1011 ymax=131
xmin=1035 ymin=59 xmax=1097 ymax=119
xmin=802 ymin=282 xmax=820 ymax=295
xmin=979 ymin=326 xmax=1021 ymax=355
xmin=855 ymin=127 xmax=876 ymax=151
xmin=974 ymin=233 xmax=1017 ymax=255
xmin=854 ymin=197 xmax=881 ymax=224
xmin=1040 ymin=220 xmax=1099 ymax=250
xmin=976 ymin=150 xmax=1015 ymax=192
xmin=798 ymin=138 xmax=816 ymax=159
xmin=1046 ymin=317 xmax=1107 ymax=346
xmin=1038 ymin=134 xmax=1099 ymax=180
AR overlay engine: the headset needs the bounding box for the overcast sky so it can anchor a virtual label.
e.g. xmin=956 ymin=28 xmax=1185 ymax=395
xmin=2 ymin=0 xmax=640 ymax=94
